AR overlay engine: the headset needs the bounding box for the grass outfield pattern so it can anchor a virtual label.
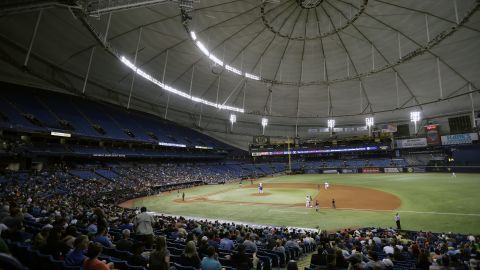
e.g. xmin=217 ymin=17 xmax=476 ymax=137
xmin=132 ymin=173 xmax=480 ymax=234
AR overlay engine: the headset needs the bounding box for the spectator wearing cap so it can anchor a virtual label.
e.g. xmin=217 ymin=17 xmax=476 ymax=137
xmin=201 ymin=246 xmax=222 ymax=270
xmin=199 ymin=236 xmax=210 ymax=256
xmin=133 ymin=206 xmax=155 ymax=249
xmin=64 ymin=235 xmax=89 ymax=267
xmin=116 ymin=229 xmax=134 ymax=251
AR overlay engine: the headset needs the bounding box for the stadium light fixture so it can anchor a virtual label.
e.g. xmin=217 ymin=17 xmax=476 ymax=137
xmin=195 ymin=41 xmax=209 ymax=56
xmin=365 ymin=117 xmax=374 ymax=127
xmin=366 ymin=117 xmax=374 ymax=137
xmin=327 ymin=119 xmax=335 ymax=136
xmin=230 ymin=114 xmax=236 ymax=129
xmin=327 ymin=119 xmax=335 ymax=128
xmin=188 ymin=30 xmax=261 ymax=82
xmin=410 ymin=111 xmax=421 ymax=134
xmin=261 ymin=117 xmax=268 ymax=135
xmin=119 ymin=56 xmax=244 ymax=113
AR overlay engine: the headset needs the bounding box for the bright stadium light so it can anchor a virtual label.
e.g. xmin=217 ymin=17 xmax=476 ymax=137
xmin=245 ymin=73 xmax=260 ymax=80
xmin=188 ymin=31 xmax=261 ymax=82
xmin=366 ymin=117 xmax=374 ymax=137
xmin=119 ymin=56 xmax=244 ymax=113
xmin=410 ymin=111 xmax=421 ymax=134
xmin=230 ymin=114 xmax=236 ymax=129
xmin=366 ymin=117 xmax=374 ymax=127
xmin=327 ymin=119 xmax=335 ymax=128
xmin=195 ymin=41 xmax=209 ymax=56
xmin=327 ymin=119 xmax=335 ymax=136
xmin=410 ymin=111 xmax=421 ymax=122
xmin=261 ymin=117 xmax=268 ymax=135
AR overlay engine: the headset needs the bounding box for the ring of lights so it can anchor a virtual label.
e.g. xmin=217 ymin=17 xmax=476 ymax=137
xmin=78 ymin=16 xmax=244 ymax=113
xmin=75 ymin=2 xmax=480 ymax=120
xmin=261 ymin=0 xmax=368 ymax=40
xmin=182 ymin=1 xmax=479 ymax=87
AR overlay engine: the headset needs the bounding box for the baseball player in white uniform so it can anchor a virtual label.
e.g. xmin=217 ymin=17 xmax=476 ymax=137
xmin=324 ymin=182 xmax=330 ymax=190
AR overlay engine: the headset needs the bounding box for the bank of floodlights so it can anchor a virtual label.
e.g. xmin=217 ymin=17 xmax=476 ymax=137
xmin=229 ymin=114 xmax=236 ymax=130
xmin=261 ymin=117 xmax=268 ymax=135
xmin=410 ymin=111 xmax=421 ymax=134
xmin=327 ymin=119 xmax=335 ymax=136
xmin=366 ymin=117 xmax=374 ymax=137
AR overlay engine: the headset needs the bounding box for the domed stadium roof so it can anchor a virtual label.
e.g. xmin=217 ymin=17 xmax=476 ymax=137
xmin=0 ymin=0 xmax=479 ymax=132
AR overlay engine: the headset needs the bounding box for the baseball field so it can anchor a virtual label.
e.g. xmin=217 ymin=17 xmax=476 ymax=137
xmin=120 ymin=173 xmax=480 ymax=234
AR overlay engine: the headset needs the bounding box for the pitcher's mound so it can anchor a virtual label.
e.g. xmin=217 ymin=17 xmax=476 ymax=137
xmin=251 ymin=192 xmax=271 ymax=196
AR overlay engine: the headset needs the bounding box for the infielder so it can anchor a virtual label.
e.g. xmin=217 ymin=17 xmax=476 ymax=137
xmin=324 ymin=182 xmax=329 ymax=190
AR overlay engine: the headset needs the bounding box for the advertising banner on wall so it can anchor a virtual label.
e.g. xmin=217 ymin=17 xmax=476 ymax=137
xmin=378 ymin=124 xmax=398 ymax=133
xmin=342 ymin=169 xmax=357 ymax=174
xmin=396 ymin=138 xmax=428 ymax=149
xmin=441 ymin=133 xmax=479 ymax=145
xmin=385 ymin=168 xmax=401 ymax=173
xmin=362 ymin=168 xmax=380 ymax=173
xmin=425 ymin=124 xmax=441 ymax=145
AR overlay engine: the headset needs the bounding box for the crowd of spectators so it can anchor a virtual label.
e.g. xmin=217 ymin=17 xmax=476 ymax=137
xmin=308 ymin=228 xmax=479 ymax=270
xmin=0 ymin=166 xmax=478 ymax=270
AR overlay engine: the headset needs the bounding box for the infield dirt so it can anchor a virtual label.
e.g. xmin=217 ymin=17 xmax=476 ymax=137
xmin=121 ymin=183 xmax=401 ymax=211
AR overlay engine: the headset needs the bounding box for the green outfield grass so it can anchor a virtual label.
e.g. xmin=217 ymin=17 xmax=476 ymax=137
xmin=131 ymin=173 xmax=480 ymax=234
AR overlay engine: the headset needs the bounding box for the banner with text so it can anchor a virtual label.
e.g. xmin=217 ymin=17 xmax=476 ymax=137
xmin=396 ymin=138 xmax=428 ymax=149
xmin=441 ymin=133 xmax=479 ymax=145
